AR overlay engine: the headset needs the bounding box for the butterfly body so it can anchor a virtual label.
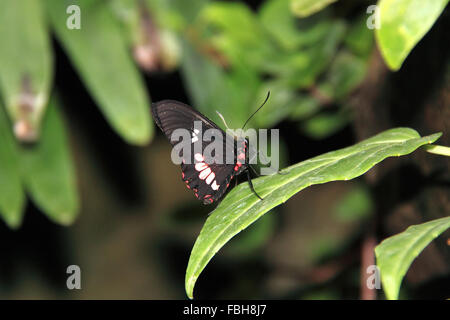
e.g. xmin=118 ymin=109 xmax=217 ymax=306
xmin=152 ymin=100 xmax=249 ymax=204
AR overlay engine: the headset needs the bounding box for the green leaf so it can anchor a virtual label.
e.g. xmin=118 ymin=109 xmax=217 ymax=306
xmin=344 ymin=13 xmax=374 ymax=58
xmin=423 ymin=144 xmax=450 ymax=157
xmin=259 ymin=0 xmax=333 ymax=51
xmin=301 ymin=111 xmax=349 ymax=139
xmin=252 ymin=80 xmax=298 ymax=128
xmin=318 ymin=50 xmax=368 ymax=101
xmin=290 ymin=0 xmax=337 ymax=18
xmin=375 ymin=216 xmax=450 ymax=300
xmin=289 ymin=96 xmax=320 ymax=120
xmin=109 ymin=0 xmax=142 ymax=46
xmin=161 ymin=0 xmax=210 ymax=25
xmin=46 ymin=0 xmax=152 ymax=145
xmin=196 ymin=2 xmax=274 ymax=71
xmin=20 ymin=95 xmax=79 ymax=225
xmin=376 ymin=0 xmax=449 ymax=70
xmin=110 ymin=0 xmax=182 ymax=72
xmin=264 ymin=19 xmax=346 ymax=88
xmin=180 ymin=39 xmax=223 ymax=114
xmin=0 ymin=0 xmax=53 ymax=141
xmin=0 ymin=103 xmax=26 ymax=228
xmin=252 ymin=82 xmax=318 ymax=128
xmin=180 ymin=39 xmax=260 ymax=128
xmin=185 ymin=128 xmax=441 ymax=298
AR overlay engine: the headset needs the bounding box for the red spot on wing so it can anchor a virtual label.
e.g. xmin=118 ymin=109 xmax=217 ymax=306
xmin=234 ymin=161 xmax=243 ymax=171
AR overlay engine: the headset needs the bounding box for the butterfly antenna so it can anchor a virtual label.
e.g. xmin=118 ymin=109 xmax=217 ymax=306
xmin=216 ymin=111 xmax=231 ymax=130
xmin=242 ymin=91 xmax=270 ymax=129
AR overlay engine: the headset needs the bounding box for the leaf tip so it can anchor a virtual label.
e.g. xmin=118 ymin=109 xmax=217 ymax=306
xmin=46 ymin=209 xmax=79 ymax=226
xmin=2 ymin=214 xmax=24 ymax=230
xmin=121 ymin=121 xmax=154 ymax=146
xmin=185 ymin=275 xmax=197 ymax=300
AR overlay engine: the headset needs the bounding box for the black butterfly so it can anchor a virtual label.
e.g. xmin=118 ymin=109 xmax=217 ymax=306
xmin=151 ymin=97 xmax=268 ymax=205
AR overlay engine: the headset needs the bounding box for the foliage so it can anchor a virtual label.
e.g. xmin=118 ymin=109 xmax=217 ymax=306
xmin=290 ymin=0 xmax=338 ymax=18
xmin=46 ymin=0 xmax=152 ymax=145
xmin=376 ymin=0 xmax=449 ymax=70
xmin=375 ymin=217 xmax=450 ymax=300
xmin=0 ymin=0 xmax=52 ymax=140
xmin=0 ymin=101 xmax=24 ymax=228
xmin=185 ymin=128 xmax=441 ymax=298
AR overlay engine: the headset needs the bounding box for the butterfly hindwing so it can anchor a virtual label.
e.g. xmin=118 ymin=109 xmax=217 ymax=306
xmin=181 ymin=161 xmax=234 ymax=204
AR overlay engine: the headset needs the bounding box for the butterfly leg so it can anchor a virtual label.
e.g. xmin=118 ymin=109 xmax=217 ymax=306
xmin=246 ymin=169 xmax=263 ymax=201
xmin=249 ymin=165 xmax=260 ymax=177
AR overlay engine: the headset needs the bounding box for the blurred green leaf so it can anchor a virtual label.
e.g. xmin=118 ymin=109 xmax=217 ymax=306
xmin=376 ymin=0 xmax=449 ymax=70
xmin=46 ymin=0 xmax=152 ymax=145
xmin=259 ymin=0 xmax=333 ymax=51
xmin=0 ymin=0 xmax=53 ymax=141
xmin=110 ymin=0 xmax=182 ymax=72
xmin=162 ymin=0 xmax=210 ymax=25
xmin=20 ymin=95 xmax=79 ymax=225
xmin=180 ymin=39 xmax=260 ymax=128
xmin=289 ymin=96 xmax=320 ymax=120
xmin=252 ymin=81 xmax=318 ymax=128
xmin=191 ymin=1 xmax=344 ymax=101
xmin=344 ymin=13 xmax=374 ymax=58
xmin=109 ymin=0 xmax=141 ymax=46
xmin=180 ymin=39 xmax=224 ymax=114
xmin=0 ymin=103 xmax=25 ymax=228
xmin=265 ymin=20 xmax=346 ymax=88
xmin=252 ymin=80 xmax=298 ymax=128
xmin=333 ymin=184 xmax=373 ymax=222
xmin=185 ymin=128 xmax=441 ymax=298
xmin=290 ymin=0 xmax=337 ymax=18
xmin=110 ymin=0 xmax=189 ymax=39
xmin=318 ymin=50 xmax=367 ymax=101
xmin=301 ymin=111 xmax=349 ymax=139
xmin=196 ymin=2 xmax=274 ymax=71
xmin=375 ymin=216 xmax=450 ymax=300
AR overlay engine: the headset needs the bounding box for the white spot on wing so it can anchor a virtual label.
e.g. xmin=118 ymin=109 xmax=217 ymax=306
xmin=199 ymin=168 xmax=212 ymax=180
xmin=212 ymin=180 xmax=220 ymax=190
xmin=205 ymin=172 xmax=215 ymax=185
xmin=195 ymin=162 xmax=208 ymax=171
xmin=194 ymin=153 xmax=204 ymax=162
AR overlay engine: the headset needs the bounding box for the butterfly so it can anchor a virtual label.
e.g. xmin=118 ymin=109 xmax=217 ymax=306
xmin=151 ymin=95 xmax=269 ymax=205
